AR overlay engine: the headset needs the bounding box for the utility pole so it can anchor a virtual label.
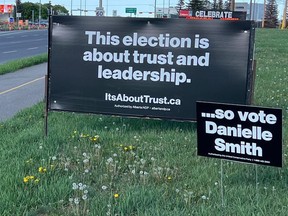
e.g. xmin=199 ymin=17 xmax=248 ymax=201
xmin=230 ymin=0 xmax=235 ymax=11
xmin=154 ymin=0 xmax=156 ymax=18
xmin=281 ymin=0 xmax=287 ymax=29
xmin=262 ymin=0 xmax=266 ymax=27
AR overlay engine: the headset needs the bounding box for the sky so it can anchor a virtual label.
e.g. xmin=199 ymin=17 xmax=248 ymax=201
xmin=2 ymin=0 xmax=180 ymax=17
xmin=1 ymin=0 xmax=286 ymax=18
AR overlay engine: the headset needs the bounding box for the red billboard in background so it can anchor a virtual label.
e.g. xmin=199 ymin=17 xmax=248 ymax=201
xmin=0 ymin=4 xmax=13 ymax=13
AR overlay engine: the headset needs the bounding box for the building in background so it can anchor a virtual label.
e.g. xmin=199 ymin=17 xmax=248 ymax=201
xmin=235 ymin=2 xmax=264 ymax=22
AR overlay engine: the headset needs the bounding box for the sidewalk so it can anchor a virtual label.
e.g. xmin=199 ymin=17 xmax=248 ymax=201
xmin=0 ymin=63 xmax=47 ymax=122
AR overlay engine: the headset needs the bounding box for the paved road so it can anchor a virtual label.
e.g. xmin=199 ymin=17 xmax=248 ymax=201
xmin=0 ymin=30 xmax=48 ymax=64
xmin=0 ymin=63 xmax=47 ymax=122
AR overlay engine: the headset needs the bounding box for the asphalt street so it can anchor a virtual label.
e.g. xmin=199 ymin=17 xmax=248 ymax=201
xmin=0 ymin=29 xmax=48 ymax=64
xmin=0 ymin=63 xmax=47 ymax=122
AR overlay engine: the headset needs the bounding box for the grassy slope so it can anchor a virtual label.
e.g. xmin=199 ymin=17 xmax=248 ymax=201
xmin=0 ymin=54 xmax=48 ymax=75
xmin=0 ymin=28 xmax=287 ymax=216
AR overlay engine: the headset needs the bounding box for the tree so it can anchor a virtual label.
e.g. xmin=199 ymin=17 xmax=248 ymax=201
xmin=52 ymin=5 xmax=69 ymax=15
xmin=16 ymin=2 xmax=69 ymax=21
xmin=264 ymin=0 xmax=279 ymax=28
xmin=176 ymin=0 xmax=187 ymax=12
xmin=21 ymin=2 xmax=38 ymax=21
xmin=187 ymin=0 xmax=206 ymax=10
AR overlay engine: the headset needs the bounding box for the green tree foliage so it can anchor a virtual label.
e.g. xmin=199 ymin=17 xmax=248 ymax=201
xmin=187 ymin=0 xmax=206 ymax=10
xmin=52 ymin=5 xmax=69 ymax=15
xmin=176 ymin=0 xmax=187 ymax=12
xmin=264 ymin=0 xmax=279 ymax=28
xmin=17 ymin=2 xmax=69 ymax=21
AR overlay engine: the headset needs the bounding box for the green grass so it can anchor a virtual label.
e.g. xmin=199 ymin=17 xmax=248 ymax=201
xmin=0 ymin=54 xmax=48 ymax=75
xmin=0 ymin=28 xmax=287 ymax=215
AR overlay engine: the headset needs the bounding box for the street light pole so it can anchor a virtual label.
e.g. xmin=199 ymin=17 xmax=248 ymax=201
xmin=38 ymin=0 xmax=41 ymax=26
xmin=154 ymin=0 xmax=156 ymax=18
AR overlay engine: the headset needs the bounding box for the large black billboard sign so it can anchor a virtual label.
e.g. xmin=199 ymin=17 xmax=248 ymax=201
xmin=48 ymin=16 xmax=255 ymax=121
xmin=197 ymin=102 xmax=282 ymax=167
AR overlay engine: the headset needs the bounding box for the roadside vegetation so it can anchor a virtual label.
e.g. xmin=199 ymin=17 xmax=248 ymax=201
xmin=0 ymin=53 xmax=47 ymax=75
xmin=0 ymin=28 xmax=287 ymax=215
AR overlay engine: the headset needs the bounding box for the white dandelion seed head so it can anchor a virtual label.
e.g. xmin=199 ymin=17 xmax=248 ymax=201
xmin=102 ymin=185 xmax=108 ymax=190
xmin=72 ymin=183 xmax=78 ymax=190
xmin=107 ymin=157 xmax=113 ymax=163
xmin=52 ymin=156 xmax=57 ymax=161
xmin=74 ymin=197 xmax=80 ymax=205
xmin=140 ymin=159 xmax=146 ymax=164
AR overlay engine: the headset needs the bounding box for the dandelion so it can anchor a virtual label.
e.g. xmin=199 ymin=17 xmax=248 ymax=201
xmin=95 ymin=144 xmax=101 ymax=149
xmin=23 ymin=175 xmax=36 ymax=183
xmin=74 ymin=198 xmax=80 ymax=205
xmin=84 ymin=190 xmax=89 ymax=194
xmin=23 ymin=177 xmax=29 ymax=183
xmin=102 ymin=185 xmax=108 ymax=190
xmin=107 ymin=157 xmax=113 ymax=163
xmin=69 ymin=198 xmax=73 ymax=203
xmin=51 ymin=156 xmax=57 ymax=161
xmin=72 ymin=183 xmax=78 ymax=190
xmin=114 ymin=193 xmax=120 ymax=198
xmin=90 ymin=135 xmax=100 ymax=142
xmin=83 ymin=159 xmax=89 ymax=163
xmin=201 ymin=195 xmax=207 ymax=200
xmin=38 ymin=167 xmax=47 ymax=173
xmin=82 ymin=195 xmax=88 ymax=200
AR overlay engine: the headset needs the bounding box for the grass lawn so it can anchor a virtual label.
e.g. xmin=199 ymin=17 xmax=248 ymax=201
xmin=0 ymin=28 xmax=287 ymax=215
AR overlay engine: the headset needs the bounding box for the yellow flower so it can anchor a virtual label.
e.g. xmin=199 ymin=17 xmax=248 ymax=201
xmin=38 ymin=167 xmax=47 ymax=173
xmin=90 ymin=135 xmax=100 ymax=142
xmin=114 ymin=193 xmax=120 ymax=198
xmin=23 ymin=175 xmax=36 ymax=183
xmin=23 ymin=177 xmax=29 ymax=183
xmin=167 ymin=176 xmax=172 ymax=181
xmin=124 ymin=147 xmax=129 ymax=151
xmin=34 ymin=178 xmax=40 ymax=183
